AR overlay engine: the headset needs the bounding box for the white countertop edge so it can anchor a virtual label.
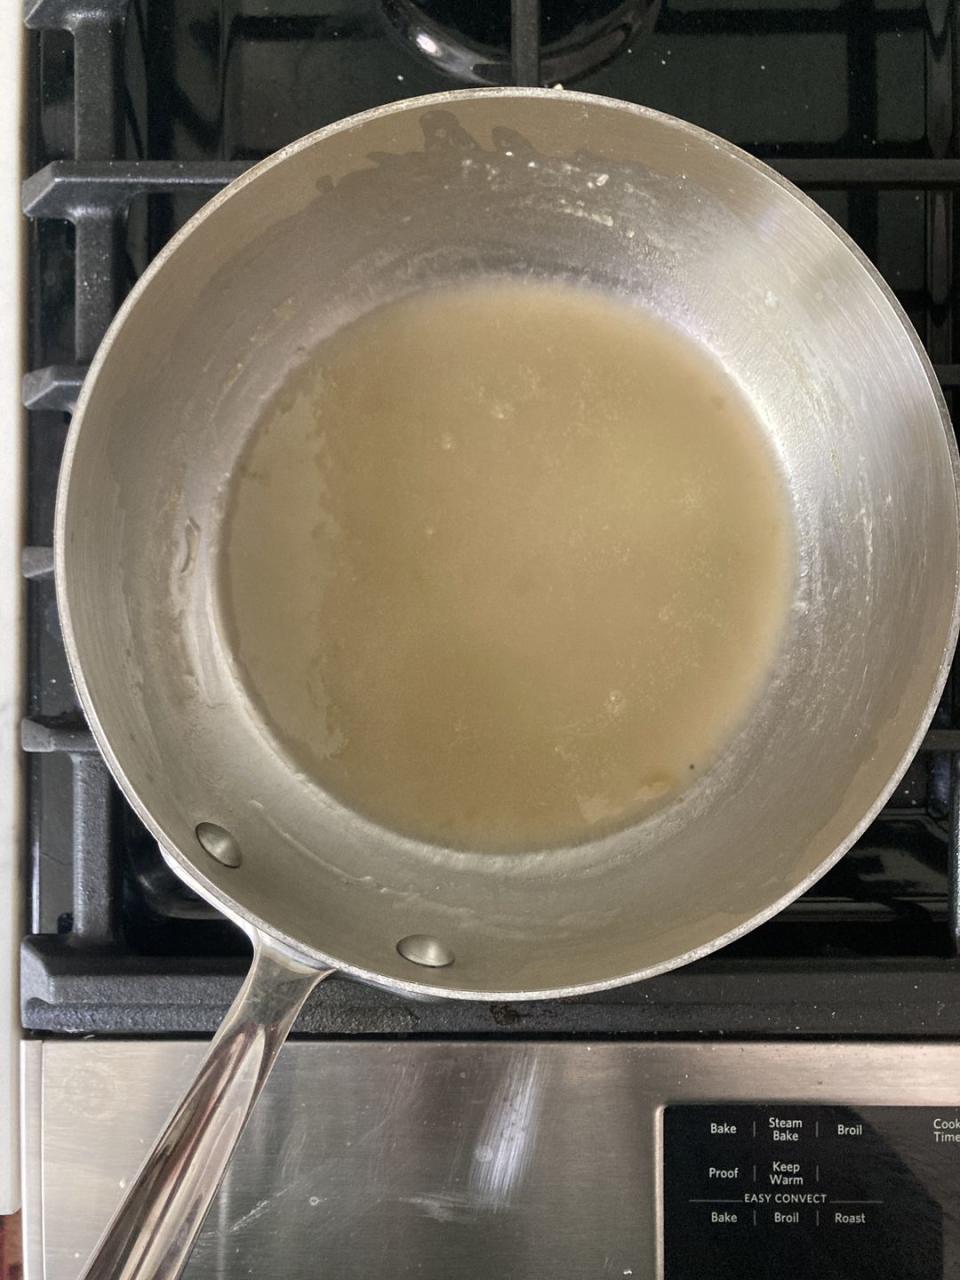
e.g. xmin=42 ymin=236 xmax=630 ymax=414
xmin=2 ymin=2 xmax=27 ymax=1218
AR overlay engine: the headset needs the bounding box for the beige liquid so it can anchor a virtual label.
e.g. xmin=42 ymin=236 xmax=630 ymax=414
xmin=221 ymin=281 xmax=792 ymax=851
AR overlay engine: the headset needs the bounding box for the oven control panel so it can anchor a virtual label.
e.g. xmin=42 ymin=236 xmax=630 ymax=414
xmin=664 ymin=1106 xmax=960 ymax=1279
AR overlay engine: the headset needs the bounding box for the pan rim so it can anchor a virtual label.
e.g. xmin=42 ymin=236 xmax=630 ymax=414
xmin=55 ymin=86 xmax=960 ymax=1001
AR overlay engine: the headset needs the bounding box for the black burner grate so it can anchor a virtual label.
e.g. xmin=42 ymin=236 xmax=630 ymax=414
xmin=20 ymin=0 xmax=960 ymax=1036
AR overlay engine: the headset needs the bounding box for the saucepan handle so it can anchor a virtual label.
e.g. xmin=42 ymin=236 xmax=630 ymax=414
xmin=78 ymin=932 xmax=332 ymax=1280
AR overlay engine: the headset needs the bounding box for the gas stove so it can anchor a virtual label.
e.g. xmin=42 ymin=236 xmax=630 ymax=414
xmin=13 ymin=2 xmax=960 ymax=1278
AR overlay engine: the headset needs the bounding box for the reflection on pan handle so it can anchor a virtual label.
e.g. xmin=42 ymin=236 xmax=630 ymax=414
xmin=78 ymin=932 xmax=333 ymax=1280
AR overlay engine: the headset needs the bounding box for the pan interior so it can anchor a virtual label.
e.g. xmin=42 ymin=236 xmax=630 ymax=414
xmin=58 ymin=92 xmax=959 ymax=996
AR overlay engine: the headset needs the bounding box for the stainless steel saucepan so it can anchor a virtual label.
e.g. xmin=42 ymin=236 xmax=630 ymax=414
xmin=57 ymin=89 xmax=960 ymax=1280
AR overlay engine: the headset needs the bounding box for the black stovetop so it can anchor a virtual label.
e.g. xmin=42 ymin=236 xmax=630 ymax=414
xmin=20 ymin=0 xmax=960 ymax=1036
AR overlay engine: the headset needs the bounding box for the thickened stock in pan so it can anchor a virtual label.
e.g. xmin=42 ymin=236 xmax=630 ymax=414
xmin=221 ymin=279 xmax=793 ymax=852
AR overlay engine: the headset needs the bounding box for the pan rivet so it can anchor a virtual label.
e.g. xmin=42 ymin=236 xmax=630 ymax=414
xmin=397 ymin=934 xmax=455 ymax=968
xmin=195 ymin=822 xmax=242 ymax=868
